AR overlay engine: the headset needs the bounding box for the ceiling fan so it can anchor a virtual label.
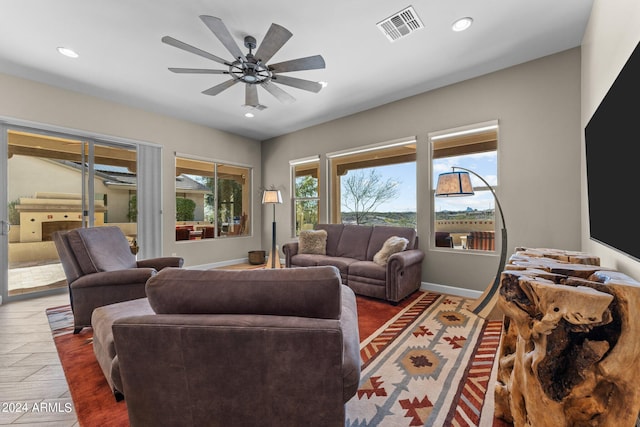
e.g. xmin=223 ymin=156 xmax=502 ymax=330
xmin=162 ymin=15 xmax=326 ymax=110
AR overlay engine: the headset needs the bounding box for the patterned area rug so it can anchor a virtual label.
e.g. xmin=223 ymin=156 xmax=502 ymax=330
xmin=47 ymin=291 xmax=507 ymax=427
xmin=46 ymin=305 xmax=130 ymax=427
xmin=346 ymin=292 xmax=506 ymax=427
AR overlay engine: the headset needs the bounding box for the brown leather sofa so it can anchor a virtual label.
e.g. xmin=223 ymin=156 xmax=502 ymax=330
xmin=53 ymin=226 xmax=183 ymax=333
xmin=94 ymin=266 xmax=360 ymax=426
xmin=283 ymin=224 xmax=424 ymax=303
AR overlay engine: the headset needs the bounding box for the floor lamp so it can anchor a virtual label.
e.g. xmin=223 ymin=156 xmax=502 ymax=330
xmin=262 ymin=188 xmax=283 ymax=269
xmin=435 ymin=167 xmax=507 ymax=317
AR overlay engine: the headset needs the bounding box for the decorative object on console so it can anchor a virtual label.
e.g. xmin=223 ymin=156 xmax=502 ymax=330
xmin=373 ymin=235 xmax=409 ymax=266
xmin=435 ymin=167 xmax=507 ymax=317
xmin=262 ymin=187 xmax=283 ymax=268
xmin=495 ymin=247 xmax=640 ymax=427
xmin=298 ymin=229 xmax=327 ymax=255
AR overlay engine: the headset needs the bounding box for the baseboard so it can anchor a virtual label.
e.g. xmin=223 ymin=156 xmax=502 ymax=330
xmin=420 ymin=282 xmax=482 ymax=299
xmin=188 ymin=258 xmax=249 ymax=270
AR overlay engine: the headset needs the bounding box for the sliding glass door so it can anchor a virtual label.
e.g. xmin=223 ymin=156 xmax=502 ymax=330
xmin=1 ymin=126 xmax=139 ymax=302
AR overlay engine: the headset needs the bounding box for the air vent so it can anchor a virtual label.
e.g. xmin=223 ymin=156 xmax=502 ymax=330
xmin=377 ymin=6 xmax=424 ymax=42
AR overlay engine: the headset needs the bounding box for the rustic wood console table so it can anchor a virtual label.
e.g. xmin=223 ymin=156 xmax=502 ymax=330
xmin=495 ymin=247 xmax=640 ymax=427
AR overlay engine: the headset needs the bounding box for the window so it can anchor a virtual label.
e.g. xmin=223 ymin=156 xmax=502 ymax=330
xmin=3 ymin=125 xmax=161 ymax=302
xmin=291 ymin=157 xmax=320 ymax=236
xmin=328 ymin=138 xmax=416 ymax=228
xmin=430 ymin=121 xmax=498 ymax=251
xmin=175 ymin=155 xmax=251 ymax=240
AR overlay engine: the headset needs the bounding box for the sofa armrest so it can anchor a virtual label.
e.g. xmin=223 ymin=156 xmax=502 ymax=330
xmin=385 ymin=249 xmax=425 ymax=302
xmin=282 ymin=241 xmax=299 ymax=267
xmin=71 ymin=268 xmax=157 ymax=289
xmin=339 ymin=285 xmax=361 ymax=402
xmin=387 ymin=249 xmax=424 ymax=269
xmin=137 ymin=257 xmax=184 ymax=270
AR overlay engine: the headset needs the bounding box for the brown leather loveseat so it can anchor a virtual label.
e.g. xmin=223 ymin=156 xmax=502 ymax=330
xmin=283 ymin=224 xmax=424 ymax=303
xmin=96 ymin=266 xmax=360 ymax=426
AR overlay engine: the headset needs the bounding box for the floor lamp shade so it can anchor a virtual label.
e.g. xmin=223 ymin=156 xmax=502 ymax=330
xmin=262 ymin=189 xmax=282 ymax=268
xmin=435 ymin=167 xmax=507 ymax=317
xmin=262 ymin=189 xmax=283 ymax=204
xmin=435 ymin=171 xmax=474 ymax=197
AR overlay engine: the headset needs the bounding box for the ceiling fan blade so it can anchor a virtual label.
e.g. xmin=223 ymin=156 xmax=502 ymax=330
xmin=202 ymin=79 xmax=239 ymax=96
xmin=254 ymin=23 xmax=292 ymax=64
xmin=269 ymin=55 xmax=326 ymax=73
xmin=168 ymin=68 xmax=227 ymax=74
xmin=261 ymin=81 xmax=296 ymax=104
xmin=271 ymin=75 xmax=323 ymax=93
xmin=245 ymin=84 xmax=259 ymax=107
xmin=161 ymin=36 xmax=229 ymax=66
xmin=200 ymin=15 xmax=246 ymax=62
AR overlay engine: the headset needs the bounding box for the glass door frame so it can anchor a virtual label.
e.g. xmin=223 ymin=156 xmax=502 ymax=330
xmin=1 ymin=122 xmax=141 ymax=303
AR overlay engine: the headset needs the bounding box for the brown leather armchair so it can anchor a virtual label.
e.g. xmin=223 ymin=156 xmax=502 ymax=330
xmin=53 ymin=226 xmax=183 ymax=333
xmin=111 ymin=266 xmax=360 ymax=426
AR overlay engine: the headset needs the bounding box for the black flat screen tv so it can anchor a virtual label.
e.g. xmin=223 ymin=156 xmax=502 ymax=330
xmin=584 ymin=40 xmax=640 ymax=260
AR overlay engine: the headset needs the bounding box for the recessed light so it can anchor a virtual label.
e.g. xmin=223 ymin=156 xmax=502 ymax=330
xmin=452 ymin=17 xmax=473 ymax=32
xmin=244 ymin=112 xmax=255 ymax=118
xmin=57 ymin=47 xmax=79 ymax=58
xmin=319 ymin=81 xmax=328 ymax=88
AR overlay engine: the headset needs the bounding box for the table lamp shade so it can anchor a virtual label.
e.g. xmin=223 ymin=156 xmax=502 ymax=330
xmin=435 ymin=171 xmax=474 ymax=197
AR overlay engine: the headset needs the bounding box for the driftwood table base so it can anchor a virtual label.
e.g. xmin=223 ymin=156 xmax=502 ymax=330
xmin=495 ymin=247 xmax=640 ymax=427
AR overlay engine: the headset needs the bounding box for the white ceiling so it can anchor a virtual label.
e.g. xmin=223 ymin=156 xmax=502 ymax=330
xmin=0 ymin=1 xmax=593 ymax=141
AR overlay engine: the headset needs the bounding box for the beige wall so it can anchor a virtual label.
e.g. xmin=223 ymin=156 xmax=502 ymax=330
xmin=0 ymin=73 xmax=262 ymax=267
xmin=263 ymin=49 xmax=582 ymax=292
xmin=581 ymin=0 xmax=640 ymax=277
xmin=8 ymin=157 xmax=82 ymax=203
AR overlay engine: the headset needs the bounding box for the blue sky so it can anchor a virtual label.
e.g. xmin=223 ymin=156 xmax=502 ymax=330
xmin=340 ymin=151 xmax=497 ymax=213
xmin=433 ymin=151 xmax=497 ymax=212
xmin=341 ymin=162 xmax=416 ymax=212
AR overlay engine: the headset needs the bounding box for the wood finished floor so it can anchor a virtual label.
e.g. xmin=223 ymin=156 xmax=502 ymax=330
xmin=0 ymin=291 xmax=78 ymax=426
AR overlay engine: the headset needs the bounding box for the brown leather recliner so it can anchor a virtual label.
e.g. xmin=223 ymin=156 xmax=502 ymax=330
xmin=53 ymin=226 xmax=183 ymax=333
xmin=111 ymin=266 xmax=360 ymax=427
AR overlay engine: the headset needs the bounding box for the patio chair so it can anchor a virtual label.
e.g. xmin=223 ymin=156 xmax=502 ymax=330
xmin=53 ymin=226 xmax=184 ymax=333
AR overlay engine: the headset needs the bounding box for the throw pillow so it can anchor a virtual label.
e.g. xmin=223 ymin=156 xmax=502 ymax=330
xmin=373 ymin=236 xmax=409 ymax=266
xmin=299 ymin=229 xmax=328 ymax=255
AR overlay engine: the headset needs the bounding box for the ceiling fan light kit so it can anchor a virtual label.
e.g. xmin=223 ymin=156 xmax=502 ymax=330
xmin=162 ymin=15 xmax=326 ymax=110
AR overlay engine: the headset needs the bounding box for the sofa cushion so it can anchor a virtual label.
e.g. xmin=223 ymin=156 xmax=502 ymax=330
xmin=146 ymin=266 xmax=342 ymax=319
xmin=315 ymin=223 xmax=345 ymax=256
xmin=366 ymin=226 xmax=417 ymax=260
xmin=336 ymin=225 xmax=373 ymax=260
xmin=298 ymin=229 xmax=327 ymax=255
xmin=348 ymin=260 xmax=386 ymax=281
xmin=373 ymin=236 xmax=409 ymax=266
xmin=289 ymin=253 xmax=321 ymax=267
xmin=314 ymin=256 xmax=359 ymax=277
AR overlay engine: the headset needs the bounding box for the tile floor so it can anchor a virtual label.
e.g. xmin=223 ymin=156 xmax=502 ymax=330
xmin=0 ymin=291 xmax=78 ymax=426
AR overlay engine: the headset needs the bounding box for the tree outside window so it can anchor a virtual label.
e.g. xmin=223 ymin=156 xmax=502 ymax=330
xmin=341 ymin=168 xmax=400 ymax=225
xmin=329 ymin=139 xmax=417 ymax=228
xmin=292 ymin=160 xmax=320 ymax=236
